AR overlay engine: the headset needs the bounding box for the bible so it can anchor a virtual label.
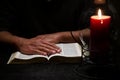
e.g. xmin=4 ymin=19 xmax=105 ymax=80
xmin=7 ymin=43 xmax=82 ymax=64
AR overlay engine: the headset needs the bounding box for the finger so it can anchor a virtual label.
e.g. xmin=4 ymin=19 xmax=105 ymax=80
xmin=33 ymin=49 xmax=47 ymax=56
xmin=40 ymin=43 xmax=61 ymax=54
xmin=41 ymin=41 xmax=61 ymax=53
xmin=37 ymin=46 xmax=57 ymax=55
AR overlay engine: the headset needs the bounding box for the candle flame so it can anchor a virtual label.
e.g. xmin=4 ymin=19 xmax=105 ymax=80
xmin=98 ymin=9 xmax=102 ymax=19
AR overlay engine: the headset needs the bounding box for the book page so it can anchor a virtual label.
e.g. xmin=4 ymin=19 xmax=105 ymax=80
xmin=7 ymin=43 xmax=82 ymax=63
xmin=61 ymin=43 xmax=82 ymax=57
xmin=13 ymin=52 xmax=49 ymax=60
xmin=48 ymin=43 xmax=82 ymax=59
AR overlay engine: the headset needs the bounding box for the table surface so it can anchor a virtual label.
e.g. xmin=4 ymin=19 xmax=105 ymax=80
xmin=0 ymin=63 xmax=119 ymax=80
xmin=0 ymin=43 xmax=119 ymax=80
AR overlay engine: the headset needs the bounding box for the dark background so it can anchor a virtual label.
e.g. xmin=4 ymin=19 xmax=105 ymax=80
xmin=113 ymin=0 xmax=120 ymax=15
xmin=112 ymin=0 xmax=120 ymax=69
xmin=0 ymin=0 xmax=120 ymax=80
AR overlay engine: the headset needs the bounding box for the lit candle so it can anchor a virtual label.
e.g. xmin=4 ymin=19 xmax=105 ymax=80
xmin=90 ymin=9 xmax=111 ymax=57
xmin=90 ymin=9 xmax=111 ymax=37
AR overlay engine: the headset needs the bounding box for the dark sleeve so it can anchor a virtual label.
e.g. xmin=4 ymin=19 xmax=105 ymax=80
xmin=0 ymin=0 xmax=17 ymax=32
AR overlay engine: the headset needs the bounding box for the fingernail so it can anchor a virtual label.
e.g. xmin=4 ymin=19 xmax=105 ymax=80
xmin=52 ymin=50 xmax=56 ymax=53
xmin=43 ymin=53 xmax=47 ymax=56
xmin=57 ymin=49 xmax=61 ymax=52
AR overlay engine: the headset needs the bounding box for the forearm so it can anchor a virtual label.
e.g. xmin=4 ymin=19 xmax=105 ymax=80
xmin=0 ymin=31 xmax=27 ymax=46
xmin=59 ymin=28 xmax=90 ymax=43
xmin=59 ymin=31 xmax=80 ymax=43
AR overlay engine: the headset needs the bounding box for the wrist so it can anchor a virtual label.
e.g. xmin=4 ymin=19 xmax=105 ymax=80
xmin=57 ymin=31 xmax=79 ymax=43
xmin=70 ymin=30 xmax=81 ymax=42
xmin=55 ymin=32 xmax=66 ymax=42
xmin=11 ymin=36 xmax=28 ymax=47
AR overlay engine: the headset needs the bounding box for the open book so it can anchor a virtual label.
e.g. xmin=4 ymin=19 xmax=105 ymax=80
xmin=7 ymin=43 xmax=82 ymax=64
